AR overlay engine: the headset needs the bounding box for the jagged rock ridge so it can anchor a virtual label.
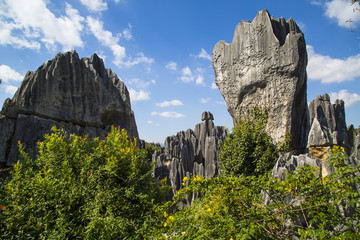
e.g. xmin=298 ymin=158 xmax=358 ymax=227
xmin=212 ymin=9 xmax=308 ymax=150
xmin=0 ymin=50 xmax=138 ymax=167
xmin=153 ymin=112 xmax=227 ymax=198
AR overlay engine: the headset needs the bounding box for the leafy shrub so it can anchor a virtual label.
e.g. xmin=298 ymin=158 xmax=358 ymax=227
xmin=219 ymin=107 xmax=278 ymax=177
xmin=0 ymin=126 xmax=167 ymax=239
xmin=151 ymin=146 xmax=360 ymax=239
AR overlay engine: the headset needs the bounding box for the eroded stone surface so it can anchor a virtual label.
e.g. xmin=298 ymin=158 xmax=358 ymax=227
xmin=0 ymin=51 xmax=138 ymax=166
xmin=212 ymin=9 xmax=308 ymax=150
xmin=153 ymin=112 xmax=227 ymax=198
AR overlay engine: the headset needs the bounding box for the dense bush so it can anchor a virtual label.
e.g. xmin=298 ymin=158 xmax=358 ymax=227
xmin=219 ymin=107 xmax=279 ymax=177
xmin=150 ymin=146 xmax=360 ymax=239
xmin=0 ymin=126 xmax=168 ymax=239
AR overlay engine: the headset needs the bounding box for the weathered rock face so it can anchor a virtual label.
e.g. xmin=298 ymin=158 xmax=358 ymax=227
xmin=212 ymin=9 xmax=308 ymax=150
xmin=0 ymin=50 xmax=138 ymax=166
xmin=153 ymin=112 xmax=227 ymax=198
xmin=307 ymin=94 xmax=348 ymax=149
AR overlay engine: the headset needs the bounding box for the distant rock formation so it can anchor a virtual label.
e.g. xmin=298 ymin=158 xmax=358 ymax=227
xmin=0 ymin=50 xmax=138 ymax=167
xmin=212 ymin=9 xmax=308 ymax=150
xmin=308 ymin=94 xmax=349 ymax=149
xmin=153 ymin=112 xmax=227 ymax=198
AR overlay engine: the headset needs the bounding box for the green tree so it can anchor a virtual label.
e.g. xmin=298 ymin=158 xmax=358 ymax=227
xmin=0 ymin=126 xmax=168 ymax=239
xmin=219 ymin=107 xmax=279 ymax=177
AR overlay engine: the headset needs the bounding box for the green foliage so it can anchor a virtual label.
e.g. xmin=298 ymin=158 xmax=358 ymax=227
xmin=144 ymin=142 xmax=163 ymax=161
xmin=219 ymin=107 xmax=278 ymax=177
xmin=0 ymin=126 xmax=167 ymax=239
xmin=150 ymin=146 xmax=360 ymax=239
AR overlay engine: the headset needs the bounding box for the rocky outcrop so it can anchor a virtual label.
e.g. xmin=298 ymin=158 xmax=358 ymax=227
xmin=212 ymin=9 xmax=308 ymax=150
xmin=0 ymin=50 xmax=138 ymax=166
xmin=307 ymin=94 xmax=349 ymax=149
xmin=153 ymin=112 xmax=227 ymax=198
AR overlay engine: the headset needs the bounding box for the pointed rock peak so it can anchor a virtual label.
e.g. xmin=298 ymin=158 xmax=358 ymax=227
xmin=89 ymin=53 xmax=106 ymax=78
xmin=201 ymin=111 xmax=214 ymax=121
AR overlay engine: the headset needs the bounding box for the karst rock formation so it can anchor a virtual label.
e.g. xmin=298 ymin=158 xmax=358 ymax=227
xmin=212 ymin=9 xmax=308 ymax=150
xmin=154 ymin=9 xmax=359 ymax=196
xmin=0 ymin=50 xmax=138 ymax=168
xmin=153 ymin=112 xmax=227 ymax=198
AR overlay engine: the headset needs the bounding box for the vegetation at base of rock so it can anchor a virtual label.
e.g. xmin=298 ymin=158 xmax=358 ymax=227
xmin=0 ymin=126 xmax=168 ymax=239
xmin=219 ymin=107 xmax=279 ymax=177
xmin=150 ymin=146 xmax=360 ymax=239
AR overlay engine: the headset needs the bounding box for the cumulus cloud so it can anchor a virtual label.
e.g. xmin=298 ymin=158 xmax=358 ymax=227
xmin=166 ymin=61 xmax=177 ymax=71
xmin=128 ymin=88 xmax=150 ymax=102
xmin=307 ymin=45 xmax=360 ymax=83
xmin=324 ymin=0 xmax=360 ymax=28
xmin=87 ymin=16 xmax=126 ymax=65
xmin=200 ymin=97 xmax=211 ymax=104
xmin=196 ymin=48 xmax=212 ymax=61
xmin=87 ymin=17 xmax=153 ymax=68
xmin=151 ymin=111 xmax=185 ymax=118
xmin=156 ymin=99 xmax=183 ymax=107
xmin=79 ymin=0 xmax=107 ymax=12
xmin=179 ymin=66 xmax=205 ymax=85
xmin=330 ymin=89 xmax=360 ymax=107
xmin=0 ymin=0 xmax=84 ymax=51
xmin=0 ymin=65 xmax=23 ymax=83
xmin=180 ymin=66 xmax=194 ymax=83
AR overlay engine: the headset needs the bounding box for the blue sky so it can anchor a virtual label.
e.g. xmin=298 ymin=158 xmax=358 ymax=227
xmin=0 ymin=0 xmax=360 ymax=143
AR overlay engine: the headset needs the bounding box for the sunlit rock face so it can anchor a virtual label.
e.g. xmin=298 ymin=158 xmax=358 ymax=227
xmin=0 ymin=50 xmax=138 ymax=166
xmin=212 ymin=9 xmax=308 ymax=151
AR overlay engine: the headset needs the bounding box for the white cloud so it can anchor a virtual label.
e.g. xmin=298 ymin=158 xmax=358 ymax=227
xmin=196 ymin=75 xmax=204 ymax=85
xmin=4 ymin=85 xmax=18 ymax=95
xmin=324 ymin=0 xmax=360 ymax=28
xmin=0 ymin=0 xmax=85 ymax=51
xmin=127 ymin=78 xmax=156 ymax=89
xmin=211 ymin=82 xmax=218 ymax=89
xmin=129 ymin=88 xmax=150 ymax=102
xmin=330 ymin=89 xmax=360 ymax=107
xmin=0 ymin=65 xmax=23 ymax=83
xmin=147 ymin=120 xmax=153 ymax=124
xmin=307 ymin=45 xmax=360 ymax=83
xmin=79 ymin=0 xmax=107 ymax=12
xmin=180 ymin=66 xmax=194 ymax=83
xmin=200 ymin=97 xmax=211 ymax=104
xmin=166 ymin=61 xmax=177 ymax=71
xmin=151 ymin=111 xmax=185 ymax=118
xmin=87 ymin=16 xmax=126 ymax=65
xmin=156 ymin=99 xmax=183 ymax=107
xmin=196 ymin=48 xmax=212 ymax=61
xmin=123 ymin=52 xmax=154 ymax=67
xmin=87 ymin=17 xmax=153 ymax=68
xmin=121 ymin=24 xmax=133 ymax=40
